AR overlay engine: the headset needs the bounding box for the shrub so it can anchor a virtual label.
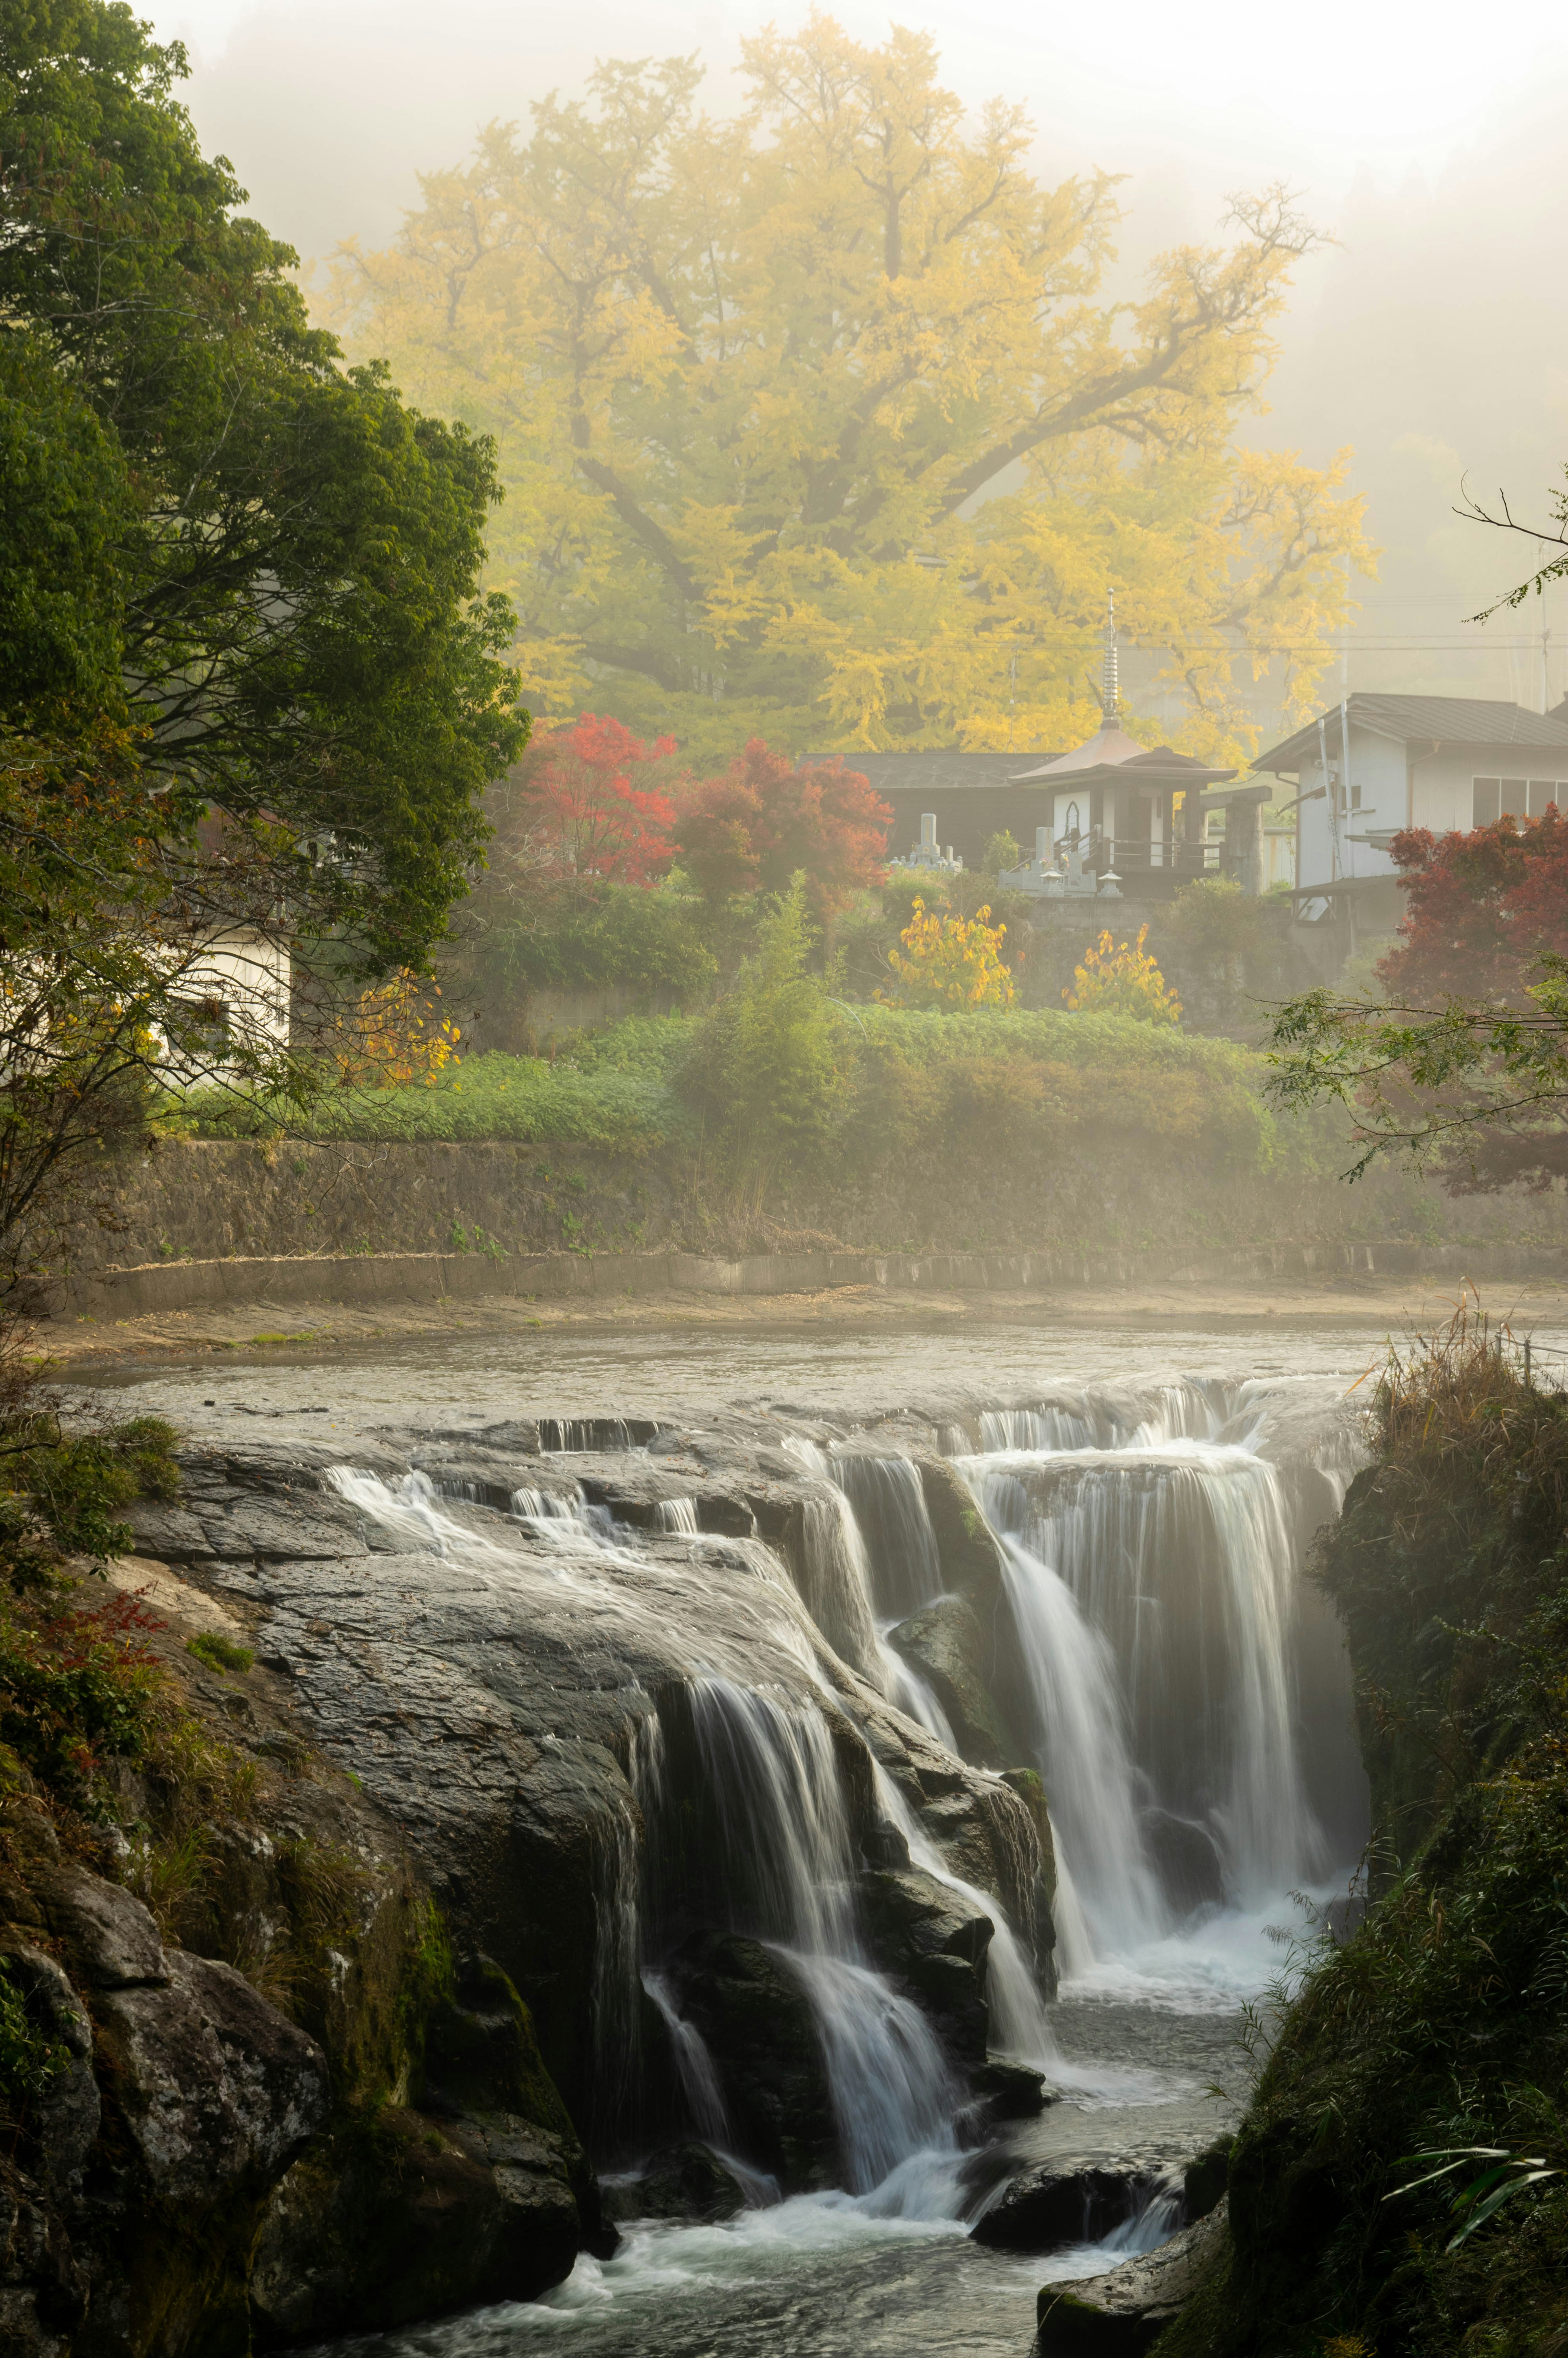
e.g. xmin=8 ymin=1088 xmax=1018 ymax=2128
xmin=1063 ymin=924 xmax=1182 ymax=1023
xmin=472 ymin=882 xmax=717 ymax=1007
xmin=883 ymin=897 xmax=1016 ymax=1009
xmin=682 ymin=877 xmax=851 ymax=1196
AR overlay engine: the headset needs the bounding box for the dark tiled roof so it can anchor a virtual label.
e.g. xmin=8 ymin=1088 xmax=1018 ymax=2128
xmin=1257 ymin=694 xmax=1568 ymax=773
xmin=822 ymin=751 xmax=1056 ymax=792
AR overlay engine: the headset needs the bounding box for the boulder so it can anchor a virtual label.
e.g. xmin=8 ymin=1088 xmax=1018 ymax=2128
xmin=96 ymin=1949 xmax=329 ymax=2205
xmin=886 ymin=1599 xmax=1016 ymax=1769
xmin=1035 ymin=2199 xmax=1229 ymax=2354
xmin=971 ymin=2153 xmax=1173 ymax=2252
xmin=968 ymin=2059 xmax=1053 ymax=2120
xmin=249 ymin=2104 xmax=580 ymax=2343
xmin=856 ymin=1867 xmax=993 ymax=2062
xmin=29 ymin=1864 xmax=169 ymax=1990
xmin=602 ymin=2142 xmax=751 ymax=2224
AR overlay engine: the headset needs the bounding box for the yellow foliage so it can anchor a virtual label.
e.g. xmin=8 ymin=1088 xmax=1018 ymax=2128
xmin=322 ymin=25 xmax=1374 ymax=767
xmin=1063 ymin=926 xmax=1182 ymax=1025
xmin=882 ymin=899 xmax=1017 ymax=1010
xmin=329 ymin=973 xmax=461 ymax=1089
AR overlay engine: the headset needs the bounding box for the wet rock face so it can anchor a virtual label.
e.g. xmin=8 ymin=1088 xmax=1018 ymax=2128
xmin=131 ymin=1432 xmax=1051 ymax=2141
xmin=1140 ymin=1809 xmax=1225 ymax=1918
xmin=857 ymin=1867 xmax=993 ymax=2062
xmin=971 ymin=2150 xmax=1189 ymax=2252
xmin=887 ymin=1598 xmax=1016 ymax=1769
xmin=250 ymin=2105 xmax=581 ymax=2344
xmin=662 ymin=1933 xmax=840 ymax=2189
xmin=1035 ymin=2199 xmax=1229 ymax=2354
xmin=602 ymin=2142 xmax=751 ymax=2225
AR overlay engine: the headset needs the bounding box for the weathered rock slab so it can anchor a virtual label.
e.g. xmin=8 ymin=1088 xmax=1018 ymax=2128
xmin=1035 ymin=2199 xmax=1229 ymax=2353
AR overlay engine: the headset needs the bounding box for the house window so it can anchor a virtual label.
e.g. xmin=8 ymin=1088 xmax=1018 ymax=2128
xmin=1473 ymin=777 xmax=1567 ymax=825
xmin=1350 ymin=784 xmax=1362 ymax=810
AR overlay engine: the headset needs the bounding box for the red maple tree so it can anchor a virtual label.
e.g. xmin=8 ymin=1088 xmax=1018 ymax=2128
xmin=499 ymin=715 xmax=679 ymax=886
xmin=1376 ymin=809 xmax=1568 ymax=1004
xmin=673 ymin=740 xmax=891 ymax=920
xmin=1373 ymin=808 xmax=1568 ymax=1190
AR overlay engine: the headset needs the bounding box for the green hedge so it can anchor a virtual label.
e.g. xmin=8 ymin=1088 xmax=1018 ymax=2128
xmin=184 ymin=1006 xmax=1332 ymax=1174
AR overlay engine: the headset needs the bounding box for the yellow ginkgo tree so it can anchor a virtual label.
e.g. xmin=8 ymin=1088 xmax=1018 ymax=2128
xmin=327 ymin=16 xmax=1372 ymax=765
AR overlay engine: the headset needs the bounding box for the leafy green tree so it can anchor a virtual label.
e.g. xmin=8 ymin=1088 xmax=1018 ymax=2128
xmin=0 ymin=0 xmax=523 ymax=974
xmin=685 ymin=876 xmax=849 ymax=1201
xmin=0 ymin=0 xmax=526 ymax=1278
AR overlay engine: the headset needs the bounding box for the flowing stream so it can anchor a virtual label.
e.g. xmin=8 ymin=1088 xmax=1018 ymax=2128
xmin=92 ymin=1320 xmax=1413 ymax=2356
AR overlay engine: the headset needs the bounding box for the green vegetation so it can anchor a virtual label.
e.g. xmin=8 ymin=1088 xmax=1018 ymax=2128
xmin=185 ymin=1631 xmax=255 ymax=1676
xmin=181 ymin=991 xmax=1292 ymax=1182
xmin=1163 ymin=1312 xmax=1568 ymax=2358
xmin=0 ymin=0 xmax=523 ymax=1288
xmin=472 ymin=882 xmax=717 ymax=1017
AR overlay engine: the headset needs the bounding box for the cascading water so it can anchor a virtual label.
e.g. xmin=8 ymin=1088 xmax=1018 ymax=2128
xmin=829 ymin=1453 xmax=942 ymax=1623
xmin=678 ymin=1678 xmax=957 ymax=2201
xmin=959 ymin=1384 xmax=1347 ymax=1985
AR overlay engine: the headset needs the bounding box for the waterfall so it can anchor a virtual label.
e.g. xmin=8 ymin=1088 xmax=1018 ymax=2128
xmin=871 ymin=1764 xmax=1060 ymax=2073
xmin=653 ymin=1497 xmax=699 ymax=1533
xmin=641 ymin=1972 xmax=733 ymax=2147
xmin=686 ymin=1679 xmax=956 ymax=2196
xmin=828 ymin=1454 xmax=942 ymax=1622
xmin=964 ymin=1421 xmax=1331 ymax=1960
xmin=991 ymin=1526 xmax=1167 ymax=1963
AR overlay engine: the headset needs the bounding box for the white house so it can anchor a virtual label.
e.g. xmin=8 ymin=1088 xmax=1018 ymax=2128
xmin=1253 ymin=694 xmax=1568 ymax=932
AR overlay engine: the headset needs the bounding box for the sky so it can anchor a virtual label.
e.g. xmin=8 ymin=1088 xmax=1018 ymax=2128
xmin=143 ymin=0 xmax=1568 ymax=717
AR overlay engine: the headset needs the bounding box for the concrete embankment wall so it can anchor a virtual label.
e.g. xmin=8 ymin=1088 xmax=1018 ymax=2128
xmin=60 ymin=1236 xmax=1568 ymax=1322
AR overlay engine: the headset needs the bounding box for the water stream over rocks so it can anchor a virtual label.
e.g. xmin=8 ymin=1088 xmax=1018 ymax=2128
xmin=102 ymin=1327 xmax=1392 ymax=2354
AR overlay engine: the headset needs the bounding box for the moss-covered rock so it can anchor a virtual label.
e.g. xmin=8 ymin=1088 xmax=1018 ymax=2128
xmin=886 ymin=1596 xmax=1016 ymax=1768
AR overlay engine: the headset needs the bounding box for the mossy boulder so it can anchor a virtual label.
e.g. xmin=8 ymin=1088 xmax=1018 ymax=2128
xmin=886 ymin=1596 xmax=1018 ymax=1768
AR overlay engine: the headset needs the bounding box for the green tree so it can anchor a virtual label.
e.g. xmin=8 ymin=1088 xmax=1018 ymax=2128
xmin=329 ymin=19 xmax=1371 ymax=764
xmin=1 ymin=0 xmax=523 ymax=974
xmin=0 ymin=0 xmax=526 ymax=1277
xmin=685 ymin=876 xmax=849 ymax=1201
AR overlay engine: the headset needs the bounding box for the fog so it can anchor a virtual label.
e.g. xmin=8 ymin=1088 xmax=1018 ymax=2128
xmin=149 ymin=0 xmax=1568 ymax=713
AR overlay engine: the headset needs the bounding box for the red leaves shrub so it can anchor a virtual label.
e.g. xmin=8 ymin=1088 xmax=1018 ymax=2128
xmin=674 ymin=739 xmax=891 ymax=920
xmin=497 ymin=714 xmax=679 ymax=886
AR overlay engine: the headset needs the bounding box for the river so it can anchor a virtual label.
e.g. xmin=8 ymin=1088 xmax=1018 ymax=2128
xmin=87 ymin=1310 xmax=1566 ymax=2356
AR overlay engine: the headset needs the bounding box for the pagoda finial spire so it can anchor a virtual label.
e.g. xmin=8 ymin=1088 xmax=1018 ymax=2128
xmin=1101 ymin=589 xmax=1119 ymax=722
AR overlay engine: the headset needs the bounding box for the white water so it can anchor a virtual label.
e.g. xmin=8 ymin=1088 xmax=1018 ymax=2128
xmin=960 ymin=1386 xmax=1348 ymax=2002
xmin=685 ymin=1679 xmax=959 ymax=2206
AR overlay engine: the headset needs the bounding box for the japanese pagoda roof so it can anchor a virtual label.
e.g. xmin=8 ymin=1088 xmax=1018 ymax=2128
xmin=1010 ymin=728 xmax=1237 ymax=788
